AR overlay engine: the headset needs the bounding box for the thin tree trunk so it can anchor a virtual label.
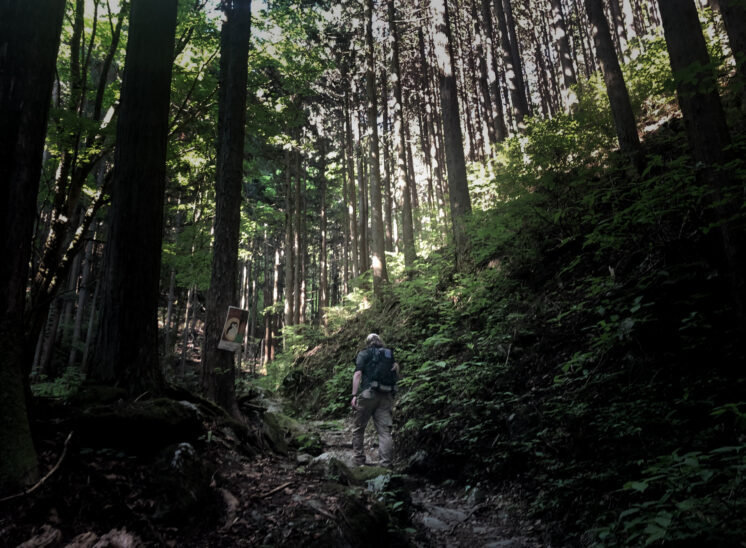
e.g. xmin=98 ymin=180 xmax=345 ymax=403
xmin=284 ymin=150 xmax=295 ymax=327
xmin=480 ymin=0 xmax=509 ymax=141
xmin=586 ymin=0 xmax=642 ymax=164
xmin=319 ymin=141 xmax=328 ymax=323
xmin=381 ymin=60 xmax=394 ymax=252
xmin=201 ymin=0 xmax=251 ymax=416
xmin=494 ymin=0 xmax=529 ymax=128
xmin=344 ymin=88 xmax=359 ymax=279
xmin=390 ymin=0 xmax=417 ymax=270
xmin=431 ymin=0 xmax=473 ymax=270
xmin=164 ymin=268 xmax=176 ymax=358
xmin=293 ymin=152 xmax=303 ymax=326
xmin=69 ymin=236 xmax=95 ymax=367
xmin=551 ymin=0 xmax=579 ymax=110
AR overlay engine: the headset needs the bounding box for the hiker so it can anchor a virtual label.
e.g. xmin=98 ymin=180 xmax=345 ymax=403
xmin=350 ymin=333 xmax=400 ymax=467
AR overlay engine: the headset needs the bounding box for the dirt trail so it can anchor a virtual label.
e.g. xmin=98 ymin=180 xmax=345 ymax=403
xmin=2 ymin=393 xmax=547 ymax=547
xmin=309 ymin=413 xmax=546 ymax=547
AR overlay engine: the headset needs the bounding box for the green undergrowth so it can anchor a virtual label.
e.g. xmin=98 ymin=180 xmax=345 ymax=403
xmin=279 ymin=33 xmax=746 ymax=546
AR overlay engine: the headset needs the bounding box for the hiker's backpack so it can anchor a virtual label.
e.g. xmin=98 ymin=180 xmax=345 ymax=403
xmin=368 ymin=347 xmax=396 ymax=392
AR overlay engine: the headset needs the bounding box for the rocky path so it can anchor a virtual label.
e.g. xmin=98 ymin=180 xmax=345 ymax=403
xmin=2 ymin=392 xmax=548 ymax=547
xmin=310 ymin=416 xmax=547 ymax=547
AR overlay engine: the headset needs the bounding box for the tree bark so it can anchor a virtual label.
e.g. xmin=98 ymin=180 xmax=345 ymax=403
xmin=715 ymin=0 xmax=746 ymax=102
xmin=283 ymin=150 xmax=295 ymax=327
xmin=390 ymin=0 xmax=417 ymax=270
xmin=551 ymin=0 xmax=579 ymax=110
xmin=318 ymin=141 xmax=328 ymax=323
xmin=586 ymin=0 xmax=641 ymax=164
xmin=494 ymin=0 xmax=529 ymax=128
xmin=431 ymin=0 xmax=473 ymax=271
xmin=480 ymin=0 xmax=509 ymax=141
xmin=200 ymin=0 xmax=252 ymax=416
xmin=0 ymin=0 xmax=66 ymax=490
xmin=658 ymin=0 xmax=744 ymax=320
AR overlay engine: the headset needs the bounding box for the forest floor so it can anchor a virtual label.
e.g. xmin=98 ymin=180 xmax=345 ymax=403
xmin=1 ymin=391 xmax=546 ymax=548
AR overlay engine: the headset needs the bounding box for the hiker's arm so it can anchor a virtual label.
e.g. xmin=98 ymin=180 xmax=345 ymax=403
xmin=351 ymin=370 xmax=362 ymax=408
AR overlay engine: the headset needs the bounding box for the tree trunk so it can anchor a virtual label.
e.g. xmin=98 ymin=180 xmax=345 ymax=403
xmin=366 ymin=0 xmax=388 ymax=299
xmin=480 ymin=0 xmax=510 ymax=141
xmin=201 ymin=0 xmax=252 ymax=416
xmin=164 ymin=268 xmax=176 ymax=358
xmin=431 ymin=0 xmax=473 ymax=271
xmin=716 ymin=0 xmax=746 ymax=103
xmin=319 ymin=142 xmax=328 ymax=323
xmin=344 ymin=88 xmax=359 ymax=279
xmin=551 ymin=0 xmax=579 ymax=110
xmin=586 ymin=0 xmax=642 ymax=164
xmin=0 ymin=0 xmax=66 ymax=490
xmin=381 ymin=62 xmax=395 ymax=253
xmin=91 ymin=0 xmax=177 ymax=394
xmin=69 ymin=236 xmax=95 ymax=367
xmin=293 ymin=153 xmax=303 ymax=326
xmin=503 ymin=0 xmax=531 ymax=117
xmin=658 ymin=0 xmax=744 ymax=319
xmin=390 ymin=0 xmax=417 ymax=270
xmin=283 ymin=150 xmax=295 ymax=327
xmin=494 ymin=0 xmax=529 ymax=128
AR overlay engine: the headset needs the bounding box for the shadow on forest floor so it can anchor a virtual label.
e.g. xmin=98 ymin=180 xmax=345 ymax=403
xmin=0 ymin=389 xmax=548 ymax=547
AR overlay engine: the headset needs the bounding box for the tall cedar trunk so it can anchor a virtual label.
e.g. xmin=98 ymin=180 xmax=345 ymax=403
xmin=658 ymin=0 xmax=744 ymax=319
xmin=341 ymin=123 xmax=350 ymax=293
xmin=164 ymin=268 xmax=176 ymax=357
xmin=550 ymin=0 xmax=579 ymax=110
xmin=271 ymin=246 xmax=280 ymax=360
xmin=432 ymin=0 xmax=473 ymax=271
xmin=503 ymin=0 xmax=531 ymax=115
xmin=494 ymin=0 xmax=528 ymax=128
xmin=283 ymin=150 xmax=295 ymax=327
xmin=69 ymin=237 xmax=95 ymax=367
xmin=585 ymin=0 xmax=641 ymax=163
xmin=471 ymin=0 xmax=496 ymax=147
xmin=573 ymin=0 xmax=596 ymax=77
xmin=201 ymin=0 xmax=251 ymax=415
xmin=92 ymin=0 xmax=177 ymax=393
xmin=381 ymin=62 xmax=394 ymax=252
xmin=365 ymin=0 xmax=388 ymax=297
xmin=0 ymin=0 xmax=65 ymax=489
xmin=416 ymin=27 xmax=436 ymax=204
xmin=621 ymin=0 xmax=638 ymax=45
xmin=344 ymin=88 xmax=359 ymax=278
xmin=390 ymin=0 xmax=417 ymax=270
xmin=293 ymin=153 xmax=303 ymax=326
xmin=356 ymin=136 xmax=369 ymax=273
xmin=180 ymin=287 xmax=194 ymax=376
xmin=607 ymin=0 xmax=628 ymax=57
xmin=480 ymin=0 xmax=509 ymax=141
xmin=716 ymin=0 xmax=746 ymax=101
xmin=319 ymin=142 xmax=328 ymax=323
xmin=263 ymin=242 xmax=273 ymax=365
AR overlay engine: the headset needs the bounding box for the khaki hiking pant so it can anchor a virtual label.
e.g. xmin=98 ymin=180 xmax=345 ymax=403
xmin=352 ymin=388 xmax=393 ymax=467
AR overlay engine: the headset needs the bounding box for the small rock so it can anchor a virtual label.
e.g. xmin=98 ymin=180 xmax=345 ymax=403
xmin=405 ymin=450 xmax=429 ymax=473
xmin=466 ymin=486 xmax=487 ymax=506
xmin=418 ymin=515 xmax=450 ymax=532
xmin=425 ymin=504 xmax=468 ymax=523
xmin=65 ymin=531 xmax=99 ymax=548
xmin=296 ymin=453 xmax=313 ymax=465
xmin=18 ymin=524 xmax=62 ymax=548
xmin=250 ymin=510 xmax=264 ymax=524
